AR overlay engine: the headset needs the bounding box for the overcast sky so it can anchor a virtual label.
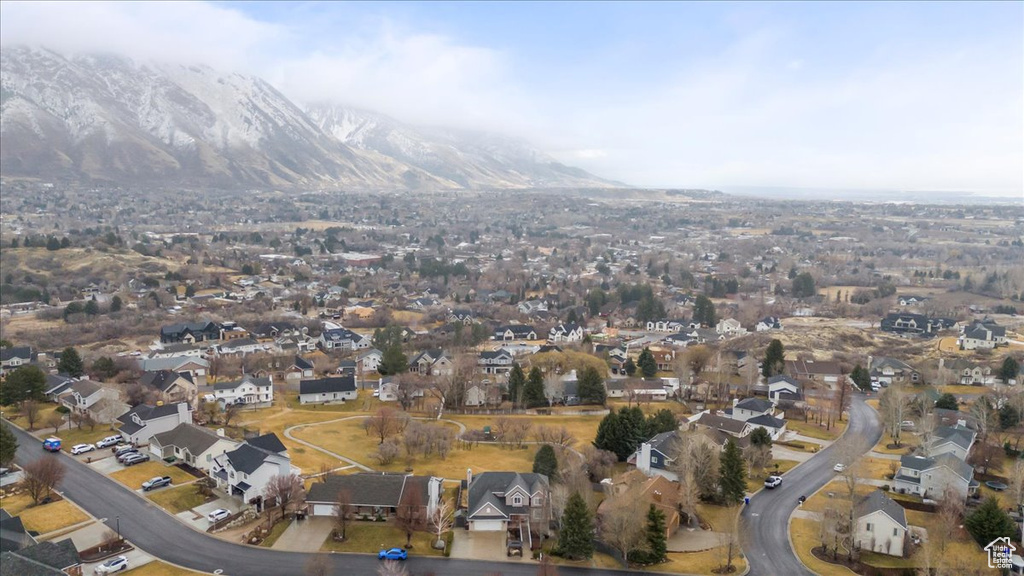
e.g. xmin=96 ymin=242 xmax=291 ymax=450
xmin=2 ymin=1 xmax=1021 ymax=197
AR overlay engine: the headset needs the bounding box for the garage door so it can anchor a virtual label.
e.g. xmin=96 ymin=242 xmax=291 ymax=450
xmin=312 ymin=504 xmax=336 ymax=516
xmin=470 ymin=520 xmax=505 ymax=531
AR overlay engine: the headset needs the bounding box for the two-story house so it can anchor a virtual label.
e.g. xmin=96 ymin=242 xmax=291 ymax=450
xmin=478 ymin=349 xmax=514 ymax=375
xmin=318 ymin=324 xmax=371 ymax=351
xmin=631 ymin=430 xmax=681 ymax=481
xmin=213 ymin=375 xmax=273 ymax=408
xmin=853 ymin=491 xmax=907 ymax=557
xmin=139 ymin=357 xmax=209 ymax=387
xmin=764 ymin=374 xmax=804 ymax=404
xmin=298 ymin=375 xmax=357 ymax=405
xmin=409 ymin=350 xmax=453 ymax=377
xmin=493 ymin=325 xmax=539 ymax=341
xmin=58 ymin=380 xmax=124 ymax=423
xmin=517 ymin=300 xmax=549 ymax=315
xmin=211 ymin=433 xmax=299 ymax=506
xmin=925 ymin=425 xmax=976 ymax=461
xmin=0 ymin=346 xmax=34 ymax=376
xmin=729 ymin=397 xmax=775 ymax=421
xmin=869 ymin=356 xmax=921 ymax=386
xmin=715 ymin=318 xmax=747 ymax=336
xmin=548 ymin=323 xmax=584 ymax=343
xmin=357 ymin=349 xmax=383 ymax=376
xmin=467 ymin=471 xmax=552 ymax=544
xmin=785 ymin=359 xmax=843 ymax=386
xmin=893 ymin=454 xmax=977 ymax=500
xmin=149 ymin=423 xmax=240 ymax=472
xmin=160 ymin=321 xmax=221 ymax=344
xmin=940 ymin=358 xmax=994 ymax=386
xmin=116 ymin=401 xmax=193 ymax=445
xmin=755 ymin=317 xmax=783 ymax=332
xmin=139 ymin=370 xmax=198 ymax=406
xmin=958 ymin=320 xmax=1007 ymax=350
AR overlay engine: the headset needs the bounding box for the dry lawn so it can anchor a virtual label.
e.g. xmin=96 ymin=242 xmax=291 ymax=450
xmin=451 ymin=414 xmax=604 ymax=446
xmin=56 ymin=426 xmax=115 ymax=449
xmin=230 ymin=404 xmax=365 ymax=472
xmin=147 ymin=484 xmax=210 ymax=514
xmin=696 ymin=503 xmax=740 ymax=531
xmin=786 ymin=419 xmax=848 ymax=442
xmin=0 ymin=491 xmax=35 ymax=516
xmin=108 ymin=461 xmax=195 ymax=489
xmin=18 ymin=500 xmax=88 ymax=533
xmin=320 ymin=522 xmax=445 ymax=556
xmin=801 ymin=481 xmax=877 ymax=514
xmin=122 ymin=561 xmax=208 ymax=576
xmin=651 ymin=548 xmax=748 ymax=574
xmin=789 ymin=518 xmax=857 ymax=576
xmin=938 ymin=385 xmax=987 ymax=396
xmin=6 ymin=403 xmax=59 ymax=432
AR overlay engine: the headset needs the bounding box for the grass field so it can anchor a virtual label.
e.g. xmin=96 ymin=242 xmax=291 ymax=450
xmin=231 ymin=405 xmax=363 ymax=472
xmin=652 ymin=548 xmax=748 ymax=574
xmin=789 ymin=518 xmax=857 ymax=576
xmin=109 ymin=461 xmax=196 ymax=489
xmin=0 ymin=491 xmax=34 ymax=516
xmin=450 ymin=413 xmax=605 ymax=447
xmin=938 ymin=385 xmax=987 ymax=396
xmin=123 ymin=561 xmax=208 ymax=576
xmin=259 ymin=518 xmax=293 ymax=548
xmin=801 ymin=480 xmax=877 ymax=514
xmin=320 ymin=522 xmax=445 ymax=556
xmin=147 ymin=484 xmax=210 ymax=514
xmin=18 ymin=500 xmax=88 ymax=533
xmin=786 ymin=419 xmax=848 ymax=442
xmin=6 ymin=403 xmax=59 ymax=431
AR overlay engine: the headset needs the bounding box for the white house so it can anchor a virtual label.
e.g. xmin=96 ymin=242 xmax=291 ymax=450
xmin=958 ymin=321 xmax=1007 ymax=350
xmin=893 ymin=454 xmax=976 ymax=500
xmin=298 ymin=375 xmax=357 ymax=405
xmin=854 ymin=491 xmax=907 ymax=557
xmin=149 ymin=423 xmax=239 ymax=472
xmin=745 ymin=414 xmax=787 ymax=440
xmin=730 ymin=397 xmax=775 ymax=422
xmin=211 ymin=433 xmax=300 ymax=505
xmin=548 ymin=323 xmax=584 ymax=343
xmin=318 ymin=324 xmax=371 ymax=351
xmin=58 ymin=380 xmax=120 ymax=417
xmin=715 ymin=318 xmax=747 ymax=336
xmin=765 ymin=375 xmax=803 ymax=404
xmin=493 ymin=325 xmax=538 ymax=341
xmin=117 ymin=402 xmax=193 ymax=445
xmin=357 ymin=349 xmax=383 ymax=375
xmin=755 ymin=317 xmax=783 ymax=332
xmin=410 ymin=350 xmax=453 ymax=377
xmin=0 ymin=346 xmax=33 ymax=376
xmin=214 ymin=375 xmax=273 ymax=408
xmin=478 ymin=349 xmax=514 ymax=375
xmin=517 ymin=300 xmax=549 ymax=314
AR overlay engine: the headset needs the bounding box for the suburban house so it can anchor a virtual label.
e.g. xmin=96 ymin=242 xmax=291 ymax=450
xmin=149 ymin=423 xmax=239 ymax=472
xmin=0 ymin=537 xmax=81 ymax=576
xmin=218 ymin=321 xmax=250 ymax=341
xmin=853 ymin=491 xmax=908 ymax=557
xmin=376 ymin=377 xmax=425 ymax=403
xmin=318 ymin=324 xmax=371 ymax=351
xmin=745 ymin=413 xmax=788 ymax=440
xmin=893 ymin=454 xmax=977 ymax=499
xmin=869 ymin=357 xmax=921 ymax=386
xmin=729 ymin=397 xmax=775 ymax=422
xmin=493 ymin=325 xmax=538 ymax=341
xmin=139 ymin=357 xmax=209 ymax=387
xmin=598 ymin=470 xmax=682 ymax=539
xmin=755 ymin=317 xmax=783 ymax=331
xmin=357 ymin=349 xmax=383 ymax=375
xmin=215 ymin=337 xmax=265 ymax=357
xmin=58 ymin=380 xmax=123 ymax=422
xmin=785 ymin=359 xmax=843 ymax=386
xmin=898 ymin=295 xmax=928 ymax=307
xmin=447 ymin=309 xmax=475 ymax=324
xmin=958 ymin=320 xmax=1007 ymax=350
xmin=0 ymin=346 xmax=34 ymax=376
xmin=478 ymin=349 xmax=515 ymax=375
xmin=250 ymin=322 xmax=299 ymax=341
xmin=631 ymin=431 xmax=681 ymax=481
xmin=306 ymin=473 xmax=442 ymax=520
xmin=646 ymin=320 xmax=686 ymax=333
xmin=298 ymin=375 xmax=357 ymax=405
xmin=140 ymin=370 xmax=198 ymax=406
xmin=160 ymin=321 xmax=221 ymax=344
xmin=147 ymin=343 xmax=208 ymax=360
xmin=211 ymin=433 xmax=299 ymax=506
xmin=548 ymin=323 xmax=584 ymax=343
xmin=763 ymin=374 xmax=803 ymax=404
xmin=715 ymin=318 xmax=747 ymax=336
xmin=284 ymin=355 xmax=314 ymax=383
xmin=940 ymin=358 xmax=994 ymax=386
xmin=116 ymin=401 xmax=193 ymax=445
xmin=694 ymin=412 xmax=753 ymax=440
xmin=44 ymin=374 xmax=76 ymax=402
xmin=213 ymin=375 xmax=273 ymax=408
xmin=467 ymin=471 xmax=552 ymax=546
xmin=517 ymin=300 xmax=549 ymax=315
xmin=464 ymin=382 xmax=500 ymax=408
xmin=409 ymin=350 xmax=453 ymax=377
xmin=924 ymin=425 xmax=976 ymax=461
xmin=0 ymin=509 xmax=35 ymax=552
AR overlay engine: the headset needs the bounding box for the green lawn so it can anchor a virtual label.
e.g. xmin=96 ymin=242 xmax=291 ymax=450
xmin=147 ymin=485 xmax=210 ymax=514
xmin=320 ymin=522 xmax=445 ymax=556
xmin=259 ymin=518 xmax=293 ymax=547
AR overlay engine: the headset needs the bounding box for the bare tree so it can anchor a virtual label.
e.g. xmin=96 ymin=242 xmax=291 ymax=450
xmin=686 ymin=345 xmax=713 ymax=384
xmin=125 ymin=383 xmax=154 ymax=407
xmin=834 ymin=375 xmax=851 ymax=422
xmin=45 ymin=411 xmax=64 ymax=434
xmin=403 ymin=421 xmax=427 ymax=459
xmin=599 ymin=493 xmax=646 ymax=566
xmin=533 ymin=425 xmax=576 ymax=448
xmin=932 ymin=488 xmax=964 ymax=553
xmin=969 ymin=396 xmax=997 ymax=441
xmin=668 ymin=431 xmax=720 ymax=501
xmin=580 ymin=445 xmax=617 ymax=481
xmin=967 ymin=440 xmax=1003 ymax=475
xmin=21 ymin=399 xmax=41 ymax=431
xmin=371 ymin=438 xmax=401 ymax=465
xmin=430 ymin=498 xmax=454 ymax=549
xmin=201 ymin=401 xmax=220 ymax=425
xmin=879 ymin=385 xmax=911 ymax=447
xmin=743 ymin=443 xmax=772 ymax=477
xmin=263 ymin=472 xmax=304 ymax=523
xmin=394 ymin=374 xmax=426 ymax=411
xmin=365 ymin=408 xmax=405 ymax=444
xmin=22 ymin=457 xmax=66 ymax=504
xmin=395 ymin=485 xmax=424 ymax=547
xmin=223 ymin=402 xmax=243 ymax=427
xmin=718 ymin=514 xmax=742 ymax=572
xmin=305 ymin=553 xmax=331 ymax=576
xmin=334 ymin=489 xmax=353 ymax=540
xmin=1009 ymin=459 xmax=1024 ymax=516
xmin=505 ymin=419 xmax=533 ymax=449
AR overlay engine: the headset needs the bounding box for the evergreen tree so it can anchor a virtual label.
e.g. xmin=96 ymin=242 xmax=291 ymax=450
xmin=935 ymin=393 xmax=958 ymax=411
xmin=964 ymin=497 xmax=1015 ymax=546
xmin=749 ymin=426 xmax=772 ymax=447
xmin=91 ymin=357 xmax=118 ymax=380
xmin=719 ymin=438 xmax=747 ymax=505
xmin=693 ymin=295 xmax=716 ymax=327
xmin=83 ymin=299 xmax=99 ymax=316
xmin=109 ymin=296 xmax=122 ymax=313
xmin=999 ymin=356 xmax=1020 ymax=383
xmin=556 ymin=492 xmax=594 ymax=560
xmin=524 ymin=366 xmax=547 ymax=408
xmin=507 ymin=363 xmax=526 ymax=407
xmin=46 ymin=236 xmax=61 ymax=251
xmin=620 ymin=406 xmax=649 ymax=451
xmin=593 ymin=411 xmax=627 ymax=460
xmin=532 ymin=444 xmax=558 ymax=479
xmin=637 ymin=348 xmax=658 ymax=379
xmin=639 ymin=504 xmax=667 ymax=564
xmin=762 ymin=339 xmax=785 ymax=378
xmin=0 ymin=365 xmax=46 ymax=405
xmin=378 ymin=345 xmax=408 ymax=376
xmin=577 ymin=366 xmax=607 ymax=405
xmin=0 ymin=423 xmax=17 ymax=468
xmin=57 ymin=347 xmax=85 ymax=377
xmin=999 ymin=404 xmax=1020 ymax=430
xmin=623 ymin=357 xmax=637 ymax=377
xmin=646 ymin=409 xmax=678 ymax=435
xmin=850 ymin=364 xmax=871 ymax=392
xmin=792 ymin=272 xmax=816 ymax=299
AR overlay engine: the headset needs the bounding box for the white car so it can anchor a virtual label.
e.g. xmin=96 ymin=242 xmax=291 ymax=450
xmin=833 ymin=463 xmax=847 ymax=473
xmin=207 ymin=508 xmax=231 ymax=523
xmin=96 ymin=435 xmax=122 ymax=448
xmin=71 ymin=443 xmax=96 ymax=455
xmin=94 ymin=555 xmax=128 ymax=573
xmin=764 ymin=475 xmax=782 ymax=489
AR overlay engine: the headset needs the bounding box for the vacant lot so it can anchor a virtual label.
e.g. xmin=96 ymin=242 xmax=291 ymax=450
xmin=109 ymin=461 xmax=195 ymax=489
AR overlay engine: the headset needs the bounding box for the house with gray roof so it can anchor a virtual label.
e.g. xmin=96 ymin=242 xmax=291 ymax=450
xmin=43 ymin=374 xmax=76 ymax=402
xmin=730 ymin=397 xmax=775 ymax=422
xmin=0 ymin=538 xmax=80 ymax=576
xmin=0 ymin=346 xmax=34 ymax=376
xmin=211 ymin=433 xmax=298 ymax=505
xmin=958 ymin=320 xmax=1007 ymax=350
xmin=893 ymin=454 xmax=977 ymax=499
xmin=139 ymin=357 xmax=209 ymax=386
xmin=478 ymin=349 xmax=514 ymax=375
xmin=853 ymin=491 xmax=907 ymax=557
xmin=631 ymin=430 xmax=682 ymax=481
xmin=149 ymin=423 xmax=239 ymax=472
xmin=306 ymin=473 xmax=441 ymax=520
xmin=869 ymin=356 xmax=921 ymax=386
xmin=213 ymin=375 xmax=273 ymax=408
xmin=925 ymin=425 xmax=976 ymax=461
xmin=746 ymin=413 xmax=787 ymax=440
xmin=467 ymin=471 xmax=551 ymax=544
xmin=298 ymin=375 xmax=357 ymax=405
xmin=0 ymin=509 xmax=34 ymax=552
xmin=140 ymin=370 xmax=198 ymax=406
xmin=58 ymin=379 xmax=123 ymax=422
xmin=117 ymin=401 xmax=193 ymax=445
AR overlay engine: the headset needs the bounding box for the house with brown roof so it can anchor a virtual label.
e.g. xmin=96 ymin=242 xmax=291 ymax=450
xmin=785 ymin=359 xmax=843 ymax=386
xmin=598 ymin=470 xmax=682 ymax=539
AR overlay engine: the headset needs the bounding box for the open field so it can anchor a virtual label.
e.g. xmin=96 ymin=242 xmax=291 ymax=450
xmin=320 ymin=522 xmax=445 ymax=556
xmin=109 ymin=461 xmax=196 ymax=489
xmin=450 ymin=413 xmax=605 ymax=447
xmin=18 ymin=499 xmax=88 ymax=533
xmin=147 ymin=485 xmax=211 ymax=514
xmin=230 ymin=405 xmax=362 ymax=472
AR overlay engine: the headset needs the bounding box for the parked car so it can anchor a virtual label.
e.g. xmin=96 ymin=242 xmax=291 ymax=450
xmin=833 ymin=463 xmax=847 ymax=473
xmin=43 ymin=437 xmax=62 ymax=452
xmin=141 ymin=476 xmax=172 ymax=491
xmin=207 ymin=508 xmax=231 ymax=523
xmin=94 ymin=555 xmax=128 ymax=573
xmin=764 ymin=476 xmax=783 ymax=489
xmin=114 ymin=445 xmax=137 ymax=457
xmin=378 ymin=547 xmax=408 ymax=561
xmin=97 ymin=436 xmax=122 ymax=448
xmin=71 ymin=443 xmax=96 ymax=455
xmin=122 ymin=453 xmax=149 ymax=466
xmin=116 ymin=450 xmax=140 ymax=463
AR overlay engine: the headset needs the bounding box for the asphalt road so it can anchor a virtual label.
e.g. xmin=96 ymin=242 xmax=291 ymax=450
xmin=8 ymin=423 xmax=634 ymax=576
xmin=740 ymin=392 xmax=882 ymax=576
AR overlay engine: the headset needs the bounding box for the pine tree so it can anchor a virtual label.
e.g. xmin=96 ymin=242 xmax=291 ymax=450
xmin=641 ymin=504 xmax=667 ymax=564
xmin=556 ymin=492 xmax=594 ymax=560
xmin=999 ymin=356 xmax=1020 ymax=383
xmin=964 ymin=497 xmax=1015 ymax=546
xmin=524 ymin=366 xmax=547 ymax=408
xmin=637 ymin=348 xmax=658 ymax=379
xmin=762 ymin=339 xmax=785 ymax=378
xmin=507 ymin=363 xmax=526 ymax=407
xmin=57 ymin=347 xmax=85 ymax=378
xmin=719 ymin=438 xmax=747 ymax=505
xmin=379 ymin=345 xmax=408 ymax=376
xmin=646 ymin=409 xmax=678 ymax=435
xmin=935 ymin=393 xmax=958 ymax=411
xmin=110 ymin=295 xmax=122 ymax=312
xmin=593 ymin=411 xmax=625 ymax=460
xmin=850 ymin=364 xmax=871 ymax=392
xmin=577 ymin=366 xmax=606 ymax=405
xmin=0 ymin=422 xmax=18 ymax=468
xmin=532 ymin=444 xmax=558 ymax=479
xmin=620 ymin=406 xmax=649 ymax=452
xmin=623 ymin=357 xmax=636 ymax=377
xmin=749 ymin=426 xmax=772 ymax=447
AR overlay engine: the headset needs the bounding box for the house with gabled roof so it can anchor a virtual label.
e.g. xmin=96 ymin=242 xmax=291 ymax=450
xmin=893 ymin=454 xmax=977 ymax=499
xmin=357 ymin=348 xmax=383 ymax=376
xmin=318 ymin=324 xmax=371 ymax=351
xmin=631 ymin=430 xmax=681 ymax=481
xmin=43 ymin=374 xmax=76 ymax=402
xmin=306 ymin=472 xmax=442 ymax=519
xmin=785 ymin=359 xmax=843 ymax=386
xmin=694 ymin=412 xmax=753 ymax=440
xmin=548 ymin=323 xmax=584 ymax=343
xmin=755 ymin=317 xmax=783 ymax=331
xmin=853 ymin=491 xmax=907 ymax=557
xmin=211 ymin=433 xmax=299 ymax=505
xmin=959 ymin=320 xmax=1007 ymax=350
xmin=729 ymin=397 xmax=775 ymax=422
xmin=466 ymin=470 xmax=551 ymax=542
xmin=117 ymin=401 xmax=193 ymax=445
xmin=478 ymin=349 xmax=514 ymax=375
xmin=764 ymin=374 xmax=803 ymax=404
xmin=140 ymin=370 xmax=198 ymax=406
xmin=299 ymin=375 xmax=357 ymax=405
xmin=598 ymin=470 xmax=682 ymax=539
xmin=409 ymin=349 xmax=453 ymax=377
xmin=139 ymin=357 xmax=209 ymax=387
xmin=940 ymin=358 xmax=994 ymax=385
xmin=0 ymin=537 xmax=81 ymax=576
xmin=925 ymin=425 xmax=976 ymax=461
xmin=746 ymin=413 xmax=787 ymax=440
xmin=869 ymin=356 xmax=921 ymax=386
xmin=213 ymin=375 xmax=273 ymax=408
xmin=0 ymin=346 xmax=34 ymax=376
xmin=160 ymin=321 xmax=221 ymax=344
xmin=149 ymin=423 xmax=239 ymax=472
xmin=493 ymin=325 xmax=538 ymax=341
xmin=58 ymin=380 xmax=121 ymax=419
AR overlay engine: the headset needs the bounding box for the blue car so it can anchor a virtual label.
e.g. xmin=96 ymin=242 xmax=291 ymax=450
xmin=377 ymin=547 xmax=408 ymax=561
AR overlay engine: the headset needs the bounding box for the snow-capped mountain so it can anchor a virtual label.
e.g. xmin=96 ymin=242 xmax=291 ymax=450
xmin=0 ymin=46 xmax=616 ymax=190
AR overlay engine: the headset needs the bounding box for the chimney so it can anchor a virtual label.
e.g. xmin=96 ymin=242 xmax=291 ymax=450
xmin=466 ymin=468 xmax=473 ymax=487
xmin=638 ymin=443 xmax=652 ymax=476
xmin=732 ymin=398 xmax=739 ymax=408
xmin=653 ymin=490 xmax=662 ymax=503
xmin=427 ymin=477 xmax=441 ymax=519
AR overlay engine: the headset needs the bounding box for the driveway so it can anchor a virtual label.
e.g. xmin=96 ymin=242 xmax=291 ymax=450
xmin=88 ymin=456 xmax=125 ymax=476
xmin=271 ymin=516 xmax=333 ymax=552
xmin=667 ymin=527 xmax=725 ymax=552
xmin=0 ymin=469 xmax=24 ymax=488
xmin=450 ymin=530 xmax=510 ymax=561
xmin=175 ymin=496 xmax=245 ymax=532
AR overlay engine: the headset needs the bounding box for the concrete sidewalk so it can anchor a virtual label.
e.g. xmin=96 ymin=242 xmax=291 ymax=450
xmin=271 ymin=517 xmax=333 ymax=552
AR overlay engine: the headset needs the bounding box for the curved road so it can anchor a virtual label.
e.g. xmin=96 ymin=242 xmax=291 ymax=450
xmin=740 ymin=392 xmax=882 ymax=576
xmin=8 ymin=423 xmax=633 ymax=576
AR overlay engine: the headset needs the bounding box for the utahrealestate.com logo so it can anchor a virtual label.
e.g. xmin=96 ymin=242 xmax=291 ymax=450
xmin=984 ymin=537 xmax=1015 ymax=569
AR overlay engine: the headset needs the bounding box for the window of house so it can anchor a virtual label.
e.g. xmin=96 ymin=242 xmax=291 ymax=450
xmin=512 ymin=495 xmax=523 ymax=506
xmin=893 ymin=528 xmax=898 ymax=536
xmin=866 ymin=522 xmax=873 ymax=531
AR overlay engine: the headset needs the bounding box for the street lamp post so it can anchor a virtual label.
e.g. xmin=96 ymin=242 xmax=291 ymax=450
xmin=115 ymin=516 xmax=121 ymax=543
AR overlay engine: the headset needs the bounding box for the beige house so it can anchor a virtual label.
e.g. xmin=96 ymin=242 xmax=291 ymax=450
xmin=854 ymin=491 xmax=907 ymax=557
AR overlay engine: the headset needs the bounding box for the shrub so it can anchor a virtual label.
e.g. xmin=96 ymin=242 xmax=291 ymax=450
xmin=55 ymin=406 xmax=70 ymax=414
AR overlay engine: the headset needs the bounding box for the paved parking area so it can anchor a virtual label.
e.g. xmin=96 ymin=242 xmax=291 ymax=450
xmin=88 ymin=455 xmax=125 ymax=475
xmin=271 ymin=516 xmax=333 ymax=552
xmin=81 ymin=547 xmax=155 ymax=574
xmin=175 ymin=496 xmax=245 ymax=532
xmin=449 ymin=530 xmax=510 ymax=561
